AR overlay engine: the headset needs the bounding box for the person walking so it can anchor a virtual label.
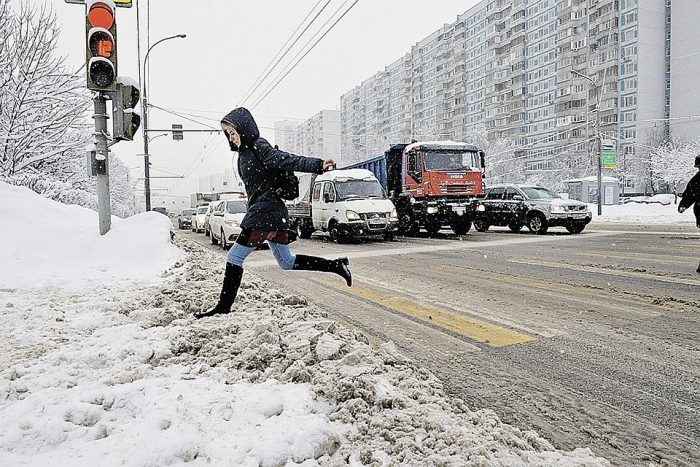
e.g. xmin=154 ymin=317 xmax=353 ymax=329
xmin=194 ymin=107 xmax=352 ymax=319
xmin=678 ymin=155 xmax=700 ymax=273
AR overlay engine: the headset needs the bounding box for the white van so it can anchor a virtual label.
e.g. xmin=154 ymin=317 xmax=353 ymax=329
xmin=289 ymin=169 xmax=398 ymax=242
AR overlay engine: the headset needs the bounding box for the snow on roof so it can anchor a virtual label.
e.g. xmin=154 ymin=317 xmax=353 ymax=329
xmin=405 ymin=140 xmax=478 ymax=152
xmin=316 ymin=168 xmax=378 ymax=182
xmin=563 ymin=176 xmax=620 ymax=183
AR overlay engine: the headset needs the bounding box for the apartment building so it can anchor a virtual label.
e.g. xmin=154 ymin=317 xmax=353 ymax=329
xmin=274 ymin=111 xmax=341 ymax=162
xmin=339 ymin=0 xmax=691 ymax=190
xmin=669 ymin=0 xmax=700 ymax=141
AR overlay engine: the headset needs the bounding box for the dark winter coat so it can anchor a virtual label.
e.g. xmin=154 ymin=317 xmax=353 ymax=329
xmin=679 ymin=171 xmax=700 ymax=228
xmin=221 ymin=108 xmax=324 ymax=231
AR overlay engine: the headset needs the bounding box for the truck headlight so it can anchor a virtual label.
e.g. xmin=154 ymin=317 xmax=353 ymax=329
xmin=390 ymin=209 xmax=398 ymax=220
xmin=426 ymin=206 xmax=439 ymax=214
xmin=346 ymin=210 xmax=361 ymax=221
xmin=476 ymin=204 xmax=486 ymax=212
xmin=549 ymin=205 xmax=566 ymax=214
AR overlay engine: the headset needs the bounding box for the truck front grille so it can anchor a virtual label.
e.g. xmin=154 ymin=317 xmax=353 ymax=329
xmin=441 ymin=183 xmax=474 ymax=193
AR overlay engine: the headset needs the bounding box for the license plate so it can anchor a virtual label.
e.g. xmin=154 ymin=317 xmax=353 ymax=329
xmin=453 ymin=206 xmax=466 ymax=215
xmin=572 ymin=213 xmax=587 ymax=219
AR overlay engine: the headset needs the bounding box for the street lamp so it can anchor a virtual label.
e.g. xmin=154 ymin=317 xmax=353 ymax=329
xmin=142 ymin=34 xmax=186 ymax=212
xmin=571 ymin=69 xmax=603 ymax=216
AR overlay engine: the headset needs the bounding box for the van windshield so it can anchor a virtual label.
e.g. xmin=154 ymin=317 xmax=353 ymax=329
xmin=226 ymin=201 xmax=247 ymax=214
xmin=424 ymin=151 xmax=480 ymax=171
xmin=334 ymin=179 xmax=384 ymax=200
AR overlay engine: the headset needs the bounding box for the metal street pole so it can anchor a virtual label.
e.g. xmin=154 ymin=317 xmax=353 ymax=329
xmin=141 ymin=34 xmax=186 ymax=212
xmin=572 ymin=70 xmax=603 ymax=216
xmin=94 ymin=93 xmax=111 ymax=234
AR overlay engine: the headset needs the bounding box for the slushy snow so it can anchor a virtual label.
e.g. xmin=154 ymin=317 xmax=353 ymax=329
xmin=0 ymin=181 xmax=612 ymax=465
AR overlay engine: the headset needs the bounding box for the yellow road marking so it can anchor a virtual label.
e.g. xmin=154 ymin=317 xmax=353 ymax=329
xmin=313 ymin=278 xmax=534 ymax=348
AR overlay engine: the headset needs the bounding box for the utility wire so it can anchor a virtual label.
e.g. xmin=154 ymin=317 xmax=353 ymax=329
xmin=148 ymin=103 xmax=219 ymax=129
xmin=239 ymin=0 xmax=332 ymax=107
xmin=249 ymin=0 xmax=359 ymax=110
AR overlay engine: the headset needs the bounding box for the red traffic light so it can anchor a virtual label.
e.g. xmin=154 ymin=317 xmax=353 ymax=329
xmin=88 ymin=2 xmax=114 ymax=29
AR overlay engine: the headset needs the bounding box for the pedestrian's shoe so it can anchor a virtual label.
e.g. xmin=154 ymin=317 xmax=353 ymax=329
xmin=293 ymin=254 xmax=352 ymax=286
xmin=193 ymin=263 xmax=244 ymax=319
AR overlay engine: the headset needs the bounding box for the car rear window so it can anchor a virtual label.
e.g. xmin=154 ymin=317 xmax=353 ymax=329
xmin=197 ymin=207 xmax=208 ymax=214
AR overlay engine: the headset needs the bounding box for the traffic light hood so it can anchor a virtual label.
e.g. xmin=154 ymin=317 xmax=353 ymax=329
xmin=221 ymin=107 xmax=259 ymax=151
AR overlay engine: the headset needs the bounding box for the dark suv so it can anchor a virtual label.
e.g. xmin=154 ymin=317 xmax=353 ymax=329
xmin=474 ymin=184 xmax=592 ymax=234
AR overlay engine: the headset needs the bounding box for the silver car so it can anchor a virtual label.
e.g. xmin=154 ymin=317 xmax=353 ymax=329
xmin=474 ymin=184 xmax=592 ymax=234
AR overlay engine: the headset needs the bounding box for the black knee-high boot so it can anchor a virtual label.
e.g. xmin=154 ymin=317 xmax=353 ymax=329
xmin=193 ymin=263 xmax=244 ymax=319
xmin=292 ymin=254 xmax=352 ymax=286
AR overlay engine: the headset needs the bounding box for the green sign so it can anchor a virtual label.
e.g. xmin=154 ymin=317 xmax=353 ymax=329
xmin=601 ymin=148 xmax=617 ymax=169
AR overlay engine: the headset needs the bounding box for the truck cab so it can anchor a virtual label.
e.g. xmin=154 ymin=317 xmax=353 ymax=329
xmin=310 ymin=169 xmax=398 ymax=242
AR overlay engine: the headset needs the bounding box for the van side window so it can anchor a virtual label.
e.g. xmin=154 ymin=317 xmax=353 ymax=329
xmin=312 ymin=183 xmax=322 ymax=202
xmin=322 ymin=182 xmax=335 ymax=202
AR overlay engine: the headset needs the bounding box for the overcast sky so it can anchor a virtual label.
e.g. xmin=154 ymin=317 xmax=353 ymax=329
xmin=50 ymin=0 xmax=481 ymax=201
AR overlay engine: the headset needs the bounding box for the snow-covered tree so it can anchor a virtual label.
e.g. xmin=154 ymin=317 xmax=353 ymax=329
xmin=650 ymin=138 xmax=699 ymax=199
xmin=463 ymin=124 xmax=527 ymax=185
xmin=0 ymin=0 xmax=136 ymax=217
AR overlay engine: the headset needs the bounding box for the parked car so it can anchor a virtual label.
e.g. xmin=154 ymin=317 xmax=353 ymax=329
xmin=203 ymin=201 xmax=218 ymax=237
xmin=209 ymin=199 xmax=247 ymax=249
xmin=152 ymin=206 xmax=168 ymax=216
xmin=474 ymin=184 xmax=592 ymax=234
xmin=178 ymin=208 xmax=196 ymax=230
xmin=621 ymin=196 xmax=651 ymax=204
xmin=191 ymin=205 xmax=209 ymax=233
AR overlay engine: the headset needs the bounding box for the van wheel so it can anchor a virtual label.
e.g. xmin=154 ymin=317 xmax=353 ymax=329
xmin=329 ymin=222 xmax=344 ymax=243
xmin=210 ymin=229 xmax=218 ymax=245
xmin=221 ymin=230 xmax=228 ymax=249
xmin=528 ymin=213 xmax=549 ymax=234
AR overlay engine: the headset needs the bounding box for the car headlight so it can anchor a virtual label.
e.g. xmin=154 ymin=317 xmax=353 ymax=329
xmin=549 ymin=205 xmax=566 ymax=214
xmin=390 ymin=209 xmax=398 ymax=219
xmin=476 ymin=204 xmax=486 ymax=212
xmin=346 ymin=210 xmax=361 ymax=221
xmin=426 ymin=206 xmax=439 ymax=214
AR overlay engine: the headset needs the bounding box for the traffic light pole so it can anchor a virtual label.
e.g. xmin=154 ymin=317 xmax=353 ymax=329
xmin=94 ymin=93 xmax=111 ymax=235
xmin=142 ymin=91 xmax=152 ymax=212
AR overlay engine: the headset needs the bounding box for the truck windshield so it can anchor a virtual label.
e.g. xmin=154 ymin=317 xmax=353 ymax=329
xmin=520 ymin=187 xmax=560 ymax=200
xmin=424 ymin=151 xmax=480 ymax=171
xmin=226 ymin=201 xmax=247 ymax=214
xmin=335 ymin=180 xmax=384 ymax=200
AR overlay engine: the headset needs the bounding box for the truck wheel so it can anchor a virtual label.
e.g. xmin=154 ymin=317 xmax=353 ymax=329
xmin=383 ymin=231 xmax=395 ymax=242
xmin=452 ymin=220 xmax=472 ymax=235
xmin=566 ymin=222 xmax=586 ymax=234
xmin=426 ymin=222 xmax=441 ymax=236
xmin=508 ymin=222 xmax=523 ymax=232
xmin=299 ymin=222 xmax=314 ymax=240
xmin=399 ymin=214 xmax=419 ymax=236
xmin=528 ymin=213 xmax=549 ymax=235
xmin=473 ymin=219 xmax=489 ymax=232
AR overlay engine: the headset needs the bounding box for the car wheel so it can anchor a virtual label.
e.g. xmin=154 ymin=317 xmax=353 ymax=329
xmin=210 ymin=229 xmax=218 ymax=245
xmin=205 ymin=226 xmax=210 ymax=237
xmin=221 ymin=230 xmax=228 ymax=249
xmin=508 ymin=222 xmax=523 ymax=232
xmin=473 ymin=219 xmax=489 ymax=232
xmin=528 ymin=213 xmax=548 ymax=234
xmin=566 ymin=221 xmax=586 ymax=234
xmin=178 ymin=221 xmax=183 ymax=230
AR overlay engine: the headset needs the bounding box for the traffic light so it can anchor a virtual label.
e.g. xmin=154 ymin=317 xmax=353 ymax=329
xmin=112 ymin=77 xmax=141 ymax=141
xmin=86 ymin=0 xmax=117 ymax=92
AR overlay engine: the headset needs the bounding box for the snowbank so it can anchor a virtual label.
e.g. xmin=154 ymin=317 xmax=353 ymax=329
xmin=589 ymin=200 xmax=693 ymax=224
xmin=0 ymin=181 xmax=183 ymax=289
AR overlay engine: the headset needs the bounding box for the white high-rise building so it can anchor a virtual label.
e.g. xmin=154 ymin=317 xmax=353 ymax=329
xmin=338 ymin=0 xmax=696 ymax=192
xmin=274 ymin=110 xmax=342 ymax=162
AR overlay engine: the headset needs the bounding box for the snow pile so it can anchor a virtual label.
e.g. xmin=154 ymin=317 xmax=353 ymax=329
xmin=590 ymin=201 xmax=692 ymax=224
xmin=1 ymin=242 xmax=608 ymax=465
xmin=0 ymin=181 xmax=183 ymax=289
